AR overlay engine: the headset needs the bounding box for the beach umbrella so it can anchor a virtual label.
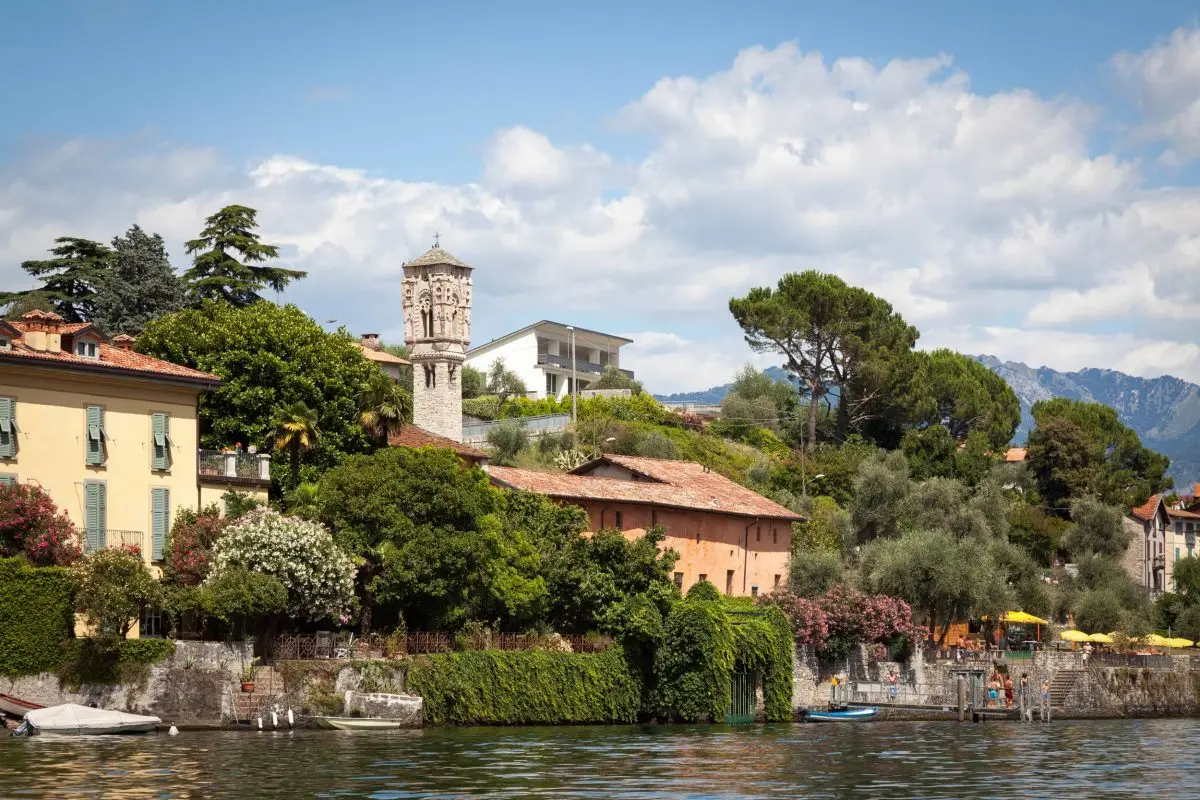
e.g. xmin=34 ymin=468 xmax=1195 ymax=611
xmin=1001 ymin=611 xmax=1050 ymax=625
xmin=1145 ymin=634 xmax=1171 ymax=647
xmin=1167 ymin=637 xmax=1194 ymax=648
xmin=1059 ymin=630 xmax=1090 ymax=642
xmin=1086 ymin=633 xmax=1113 ymax=644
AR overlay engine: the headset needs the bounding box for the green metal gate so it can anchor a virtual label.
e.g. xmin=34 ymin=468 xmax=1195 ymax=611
xmin=726 ymin=672 xmax=756 ymax=724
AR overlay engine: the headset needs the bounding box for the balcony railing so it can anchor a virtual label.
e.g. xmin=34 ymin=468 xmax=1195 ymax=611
xmin=198 ymin=450 xmax=271 ymax=483
xmin=536 ymin=353 xmax=633 ymax=378
xmin=85 ymin=529 xmax=145 ymax=555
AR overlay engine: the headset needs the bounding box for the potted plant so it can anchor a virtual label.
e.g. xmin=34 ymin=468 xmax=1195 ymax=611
xmin=240 ymin=662 xmax=257 ymax=693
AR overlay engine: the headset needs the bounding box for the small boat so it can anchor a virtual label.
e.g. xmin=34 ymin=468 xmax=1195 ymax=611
xmin=0 ymin=693 xmax=44 ymax=719
xmin=805 ymin=706 xmax=878 ymax=723
xmin=311 ymin=715 xmax=409 ymax=731
xmin=13 ymin=704 xmax=160 ymax=736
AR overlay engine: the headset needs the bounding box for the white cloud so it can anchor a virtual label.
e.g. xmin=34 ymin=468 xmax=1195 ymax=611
xmin=1113 ymin=26 xmax=1200 ymax=160
xmin=5 ymin=34 xmax=1200 ymax=392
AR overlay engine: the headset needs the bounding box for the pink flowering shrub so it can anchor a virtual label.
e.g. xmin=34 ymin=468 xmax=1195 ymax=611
xmin=165 ymin=507 xmax=230 ymax=585
xmin=759 ymin=583 xmax=919 ymax=658
xmin=0 ymin=483 xmax=82 ymax=566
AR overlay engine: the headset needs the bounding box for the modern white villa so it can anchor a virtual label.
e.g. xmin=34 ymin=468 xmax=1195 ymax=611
xmin=464 ymin=321 xmax=633 ymax=400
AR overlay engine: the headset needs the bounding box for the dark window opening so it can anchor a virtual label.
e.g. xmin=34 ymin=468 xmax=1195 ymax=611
xmin=615 ymin=511 xmax=624 ymax=530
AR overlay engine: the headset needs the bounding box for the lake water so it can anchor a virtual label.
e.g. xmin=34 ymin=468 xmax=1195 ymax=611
xmin=0 ymin=719 xmax=1195 ymax=798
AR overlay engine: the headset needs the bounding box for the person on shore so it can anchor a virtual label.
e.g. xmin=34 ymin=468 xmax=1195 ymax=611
xmin=1040 ymin=680 xmax=1051 ymax=722
xmin=987 ymin=677 xmax=999 ymax=709
xmin=1003 ymin=674 xmax=1014 ymax=709
xmin=830 ymin=675 xmax=839 ymax=705
xmin=886 ymin=669 xmax=898 ymax=702
xmin=1019 ymin=673 xmax=1031 ymax=722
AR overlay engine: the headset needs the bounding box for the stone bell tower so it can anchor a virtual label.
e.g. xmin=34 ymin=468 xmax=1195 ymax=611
xmin=401 ymin=238 xmax=473 ymax=442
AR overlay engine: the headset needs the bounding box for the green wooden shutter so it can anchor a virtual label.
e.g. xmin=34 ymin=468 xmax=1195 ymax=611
xmin=86 ymin=406 xmax=105 ymax=465
xmin=0 ymin=475 xmax=16 ymax=487
xmin=151 ymin=413 xmax=168 ymax=470
xmin=151 ymin=487 xmax=169 ymax=560
xmin=85 ymin=481 xmax=106 ymax=552
xmin=0 ymin=398 xmax=13 ymax=458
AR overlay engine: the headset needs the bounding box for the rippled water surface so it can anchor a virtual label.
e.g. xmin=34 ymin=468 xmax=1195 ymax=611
xmin=1 ymin=719 xmax=1196 ymax=798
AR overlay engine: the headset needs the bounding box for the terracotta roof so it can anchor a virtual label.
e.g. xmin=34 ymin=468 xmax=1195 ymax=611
xmin=3 ymin=318 xmax=220 ymax=386
xmin=405 ymin=243 xmax=472 ymax=270
xmin=388 ymin=425 xmax=488 ymax=461
xmin=1004 ymin=447 xmax=1027 ymax=462
xmin=1168 ymin=507 xmax=1200 ymax=520
xmin=355 ymin=343 xmax=411 ymax=366
xmin=489 ymin=454 xmax=803 ymax=521
xmin=1131 ymin=494 xmax=1163 ymax=522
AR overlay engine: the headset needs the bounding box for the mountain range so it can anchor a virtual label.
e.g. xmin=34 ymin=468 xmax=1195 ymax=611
xmin=657 ymin=358 xmax=1200 ymax=488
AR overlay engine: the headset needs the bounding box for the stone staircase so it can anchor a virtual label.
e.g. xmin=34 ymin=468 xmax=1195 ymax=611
xmin=1048 ymin=670 xmax=1081 ymax=708
xmin=231 ymin=665 xmax=287 ymax=721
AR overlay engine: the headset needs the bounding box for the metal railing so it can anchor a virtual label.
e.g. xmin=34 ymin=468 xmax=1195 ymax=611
xmin=536 ymin=353 xmax=634 ymax=378
xmin=462 ymin=413 xmax=571 ymax=446
xmin=198 ymin=449 xmax=271 ymax=482
xmin=84 ymin=529 xmax=145 ymax=555
xmin=846 ymin=680 xmax=956 ymax=707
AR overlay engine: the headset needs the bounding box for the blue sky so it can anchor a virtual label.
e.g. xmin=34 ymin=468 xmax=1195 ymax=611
xmin=3 ymin=2 xmax=1200 ymax=391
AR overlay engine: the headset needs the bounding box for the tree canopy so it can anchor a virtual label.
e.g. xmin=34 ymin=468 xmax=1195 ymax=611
xmin=135 ymin=301 xmax=379 ymax=483
xmin=0 ymin=237 xmax=112 ymax=322
xmin=1027 ymin=398 xmax=1171 ymax=509
xmin=901 ymin=349 xmax=1021 ymax=449
xmin=91 ymin=224 xmax=185 ymax=335
xmin=183 ymin=205 xmax=306 ymax=306
xmin=729 ymin=271 xmax=918 ymax=448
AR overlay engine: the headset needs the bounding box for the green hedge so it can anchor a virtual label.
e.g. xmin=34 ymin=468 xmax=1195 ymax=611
xmin=408 ymin=647 xmax=641 ymax=725
xmin=58 ymin=638 xmax=176 ymax=686
xmin=731 ymin=605 xmax=794 ymax=721
xmin=0 ymin=557 xmax=74 ymax=676
xmin=653 ymin=598 xmax=735 ymax=722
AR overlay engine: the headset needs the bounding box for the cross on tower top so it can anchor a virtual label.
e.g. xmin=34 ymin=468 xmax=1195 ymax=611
xmin=432 ymin=231 xmax=441 ymax=248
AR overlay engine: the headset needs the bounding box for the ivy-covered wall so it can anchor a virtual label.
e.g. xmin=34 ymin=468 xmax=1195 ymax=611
xmin=0 ymin=557 xmax=74 ymax=676
xmin=408 ymin=647 xmax=641 ymax=725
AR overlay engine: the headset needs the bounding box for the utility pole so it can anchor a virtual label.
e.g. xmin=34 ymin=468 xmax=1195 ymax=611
xmin=568 ymin=326 xmax=577 ymax=422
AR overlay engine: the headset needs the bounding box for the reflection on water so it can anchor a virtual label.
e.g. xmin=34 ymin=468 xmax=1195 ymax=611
xmin=0 ymin=719 xmax=1195 ymax=798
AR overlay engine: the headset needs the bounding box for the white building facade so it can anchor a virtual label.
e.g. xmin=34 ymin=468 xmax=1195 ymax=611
xmin=464 ymin=321 xmax=633 ymax=400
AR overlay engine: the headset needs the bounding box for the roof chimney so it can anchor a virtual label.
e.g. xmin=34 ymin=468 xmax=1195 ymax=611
xmin=361 ymin=333 xmax=381 ymax=351
xmin=112 ymin=334 xmax=136 ymax=351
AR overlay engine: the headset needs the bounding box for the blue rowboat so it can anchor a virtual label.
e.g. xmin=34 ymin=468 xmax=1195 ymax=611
xmin=806 ymin=706 xmax=878 ymax=722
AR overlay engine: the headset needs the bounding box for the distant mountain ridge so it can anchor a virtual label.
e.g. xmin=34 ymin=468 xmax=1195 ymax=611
xmin=656 ymin=358 xmax=1200 ymax=487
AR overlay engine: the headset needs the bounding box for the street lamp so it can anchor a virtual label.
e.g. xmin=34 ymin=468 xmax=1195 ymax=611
xmin=567 ymin=326 xmax=577 ymax=422
xmin=803 ymin=472 xmax=826 ymax=498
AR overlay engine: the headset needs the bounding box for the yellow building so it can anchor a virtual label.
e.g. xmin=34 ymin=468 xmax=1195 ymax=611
xmin=0 ymin=310 xmax=269 ymax=574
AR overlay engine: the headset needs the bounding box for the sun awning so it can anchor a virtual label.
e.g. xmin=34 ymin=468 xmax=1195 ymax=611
xmin=1060 ymin=630 xmax=1090 ymax=642
xmin=1086 ymin=632 xmax=1113 ymax=644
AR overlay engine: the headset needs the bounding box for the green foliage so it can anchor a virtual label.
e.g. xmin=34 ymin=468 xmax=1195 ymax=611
xmin=1172 ymin=556 xmax=1200 ymax=599
xmin=358 ymin=371 xmax=412 ymax=441
xmin=1065 ymin=498 xmax=1131 ymax=559
xmin=1074 ymin=589 xmax=1125 ymax=634
xmin=954 ymin=431 xmax=997 ymax=487
xmin=729 ymin=270 xmax=918 ymax=445
xmin=222 ymin=491 xmax=264 ymax=520
xmin=851 ymin=450 xmax=910 ymax=540
xmin=318 ymin=447 xmax=546 ymax=631
xmin=1008 ymin=505 xmax=1069 ymax=566
xmin=792 ymin=496 xmax=852 ymax=555
xmin=463 ymin=395 xmax=502 ymax=420
xmin=73 ymin=548 xmax=164 ymax=639
xmin=487 ymin=420 xmax=530 ymax=465
xmin=1175 ymin=604 xmax=1200 ymax=641
xmin=164 ymin=504 xmax=230 ymax=586
xmin=686 ymin=580 xmax=721 ymax=602
xmin=136 ymin=301 xmax=379 ymax=483
xmin=901 ymin=425 xmax=957 ymax=482
xmin=199 ymin=568 xmax=288 ymax=635
xmin=408 ymin=647 xmax=641 ymax=725
xmin=486 ymin=358 xmax=528 ymax=405
xmin=461 ymin=365 xmax=487 ymax=399
xmin=901 ymin=349 xmax=1021 ymax=449
xmin=654 ymin=598 xmax=735 ymax=721
xmin=789 ymin=551 xmax=842 ymax=598
xmin=274 ymin=401 xmax=321 ymax=489
xmin=730 ymin=605 xmax=794 ymax=721
xmin=0 ymin=237 xmax=112 ymax=322
xmin=591 ymin=364 xmax=644 ymax=394
xmin=57 ymin=638 xmax=175 ymax=686
xmin=91 ymin=224 xmax=185 ymax=335
xmin=0 ymin=558 xmax=74 ymax=676
xmin=1028 ymin=398 xmax=1171 ymax=509
xmin=577 ymin=393 xmax=676 ymax=426
xmin=183 ymin=205 xmax=306 ymax=306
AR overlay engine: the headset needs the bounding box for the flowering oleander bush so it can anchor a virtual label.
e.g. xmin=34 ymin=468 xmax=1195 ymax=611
xmin=0 ymin=483 xmax=82 ymax=567
xmin=208 ymin=508 xmax=356 ymax=622
xmin=164 ymin=505 xmax=230 ymax=585
xmin=759 ymin=584 xmax=918 ymax=658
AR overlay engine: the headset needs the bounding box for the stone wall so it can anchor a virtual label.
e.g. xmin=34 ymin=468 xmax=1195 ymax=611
xmin=0 ymin=640 xmax=253 ymax=726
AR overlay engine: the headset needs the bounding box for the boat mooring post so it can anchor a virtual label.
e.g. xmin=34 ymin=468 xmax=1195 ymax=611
xmin=956 ymin=677 xmax=966 ymax=723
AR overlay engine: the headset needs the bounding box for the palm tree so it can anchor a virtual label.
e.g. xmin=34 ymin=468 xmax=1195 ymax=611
xmin=359 ymin=373 xmax=412 ymax=440
xmin=274 ymin=402 xmax=321 ymax=486
xmin=285 ymin=481 xmax=321 ymax=519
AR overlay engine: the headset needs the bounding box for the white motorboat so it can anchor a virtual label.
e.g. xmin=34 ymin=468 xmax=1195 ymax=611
xmin=311 ymin=715 xmax=409 ymax=731
xmin=14 ymin=703 xmax=160 ymax=736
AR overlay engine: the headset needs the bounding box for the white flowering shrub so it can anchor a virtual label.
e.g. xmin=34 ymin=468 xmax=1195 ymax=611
xmin=208 ymin=508 xmax=356 ymax=623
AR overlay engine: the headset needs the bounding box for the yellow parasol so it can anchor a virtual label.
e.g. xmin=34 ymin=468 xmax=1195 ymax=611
xmin=1145 ymin=633 xmax=1172 ymax=647
xmin=1167 ymin=637 xmax=1194 ymax=648
xmin=1001 ymin=611 xmax=1050 ymax=625
xmin=1086 ymin=632 xmax=1113 ymax=644
xmin=1060 ymin=629 xmax=1090 ymax=642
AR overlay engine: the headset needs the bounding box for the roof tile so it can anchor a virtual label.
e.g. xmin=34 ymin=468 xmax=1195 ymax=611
xmin=388 ymin=425 xmax=488 ymax=461
xmin=1131 ymin=494 xmax=1162 ymax=522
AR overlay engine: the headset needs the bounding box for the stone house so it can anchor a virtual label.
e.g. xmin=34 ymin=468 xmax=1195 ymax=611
xmin=1122 ymin=494 xmax=1169 ymax=596
xmin=355 ymin=333 xmax=410 ymax=382
xmin=487 ymin=454 xmax=801 ymax=597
